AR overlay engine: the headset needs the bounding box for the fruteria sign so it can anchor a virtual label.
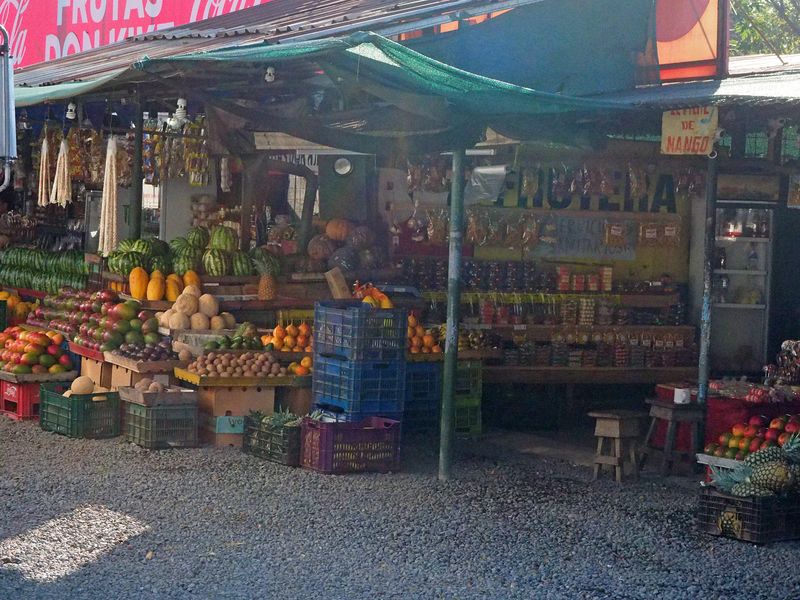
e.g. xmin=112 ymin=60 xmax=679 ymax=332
xmin=0 ymin=0 xmax=270 ymax=69
xmin=660 ymin=106 xmax=718 ymax=155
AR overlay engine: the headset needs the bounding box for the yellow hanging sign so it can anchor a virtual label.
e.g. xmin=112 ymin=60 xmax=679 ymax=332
xmin=661 ymin=107 xmax=718 ymax=155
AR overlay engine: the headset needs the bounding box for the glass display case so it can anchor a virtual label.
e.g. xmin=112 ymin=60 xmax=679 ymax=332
xmin=711 ymin=204 xmax=773 ymax=373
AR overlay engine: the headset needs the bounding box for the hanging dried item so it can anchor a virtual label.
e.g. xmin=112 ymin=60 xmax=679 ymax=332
xmin=538 ymin=214 xmax=558 ymax=247
xmin=67 ymin=127 xmax=86 ymax=180
xmin=521 ymin=166 xmax=540 ymax=201
xmin=37 ymin=136 xmax=51 ymax=207
xmin=87 ymin=130 xmax=105 ymax=187
xmin=628 ymin=163 xmax=647 ymax=200
xmin=426 ymin=208 xmax=449 ymax=245
xmin=185 ymin=119 xmax=210 ymax=187
xmin=50 ymin=138 xmax=72 ymax=207
xmin=504 ymin=214 xmax=525 ymax=249
xmin=521 ymin=214 xmax=539 ymax=249
xmin=98 ymin=137 xmax=119 ymax=257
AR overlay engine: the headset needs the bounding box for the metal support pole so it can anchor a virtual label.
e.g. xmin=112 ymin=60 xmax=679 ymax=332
xmin=130 ymin=88 xmax=144 ymax=240
xmin=439 ymin=148 xmax=465 ymax=481
xmin=697 ymin=153 xmax=717 ymax=405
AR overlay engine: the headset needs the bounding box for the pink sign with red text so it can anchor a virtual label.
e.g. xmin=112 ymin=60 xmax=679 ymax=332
xmin=0 ymin=0 xmax=270 ymax=69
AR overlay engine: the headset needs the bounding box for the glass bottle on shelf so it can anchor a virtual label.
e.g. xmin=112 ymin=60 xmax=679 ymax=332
xmin=747 ymin=243 xmax=759 ymax=271
xmin=715 ymin=247 xmax=727 ymax=269
xmin=716 ymin=274 xmax=730 ymax=303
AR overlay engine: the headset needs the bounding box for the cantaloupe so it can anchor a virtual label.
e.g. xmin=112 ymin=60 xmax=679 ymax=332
xmin=178 ymin=349 xmax=192 ymax=362
xmin=174 ymin=293 xmax=199 ymax=316
xmin=183 ymin=284 xmax=202 ymax=298
xmin=159 ymin=309 xmax=175 ymax=327
xmin=220 ymin=311 xmax=236 ymax=328
xmin=190 ymin=312 xmax=210 ymax=331
xmin=169 ymin=312 xmax=191 ymax=330
xmin=70 ymin=376 xmax=95 ymax=395
xmin=198 ymin=294 xmax=219 ymax=318
xmin=209 ymin=315 xmax=225 ymax=330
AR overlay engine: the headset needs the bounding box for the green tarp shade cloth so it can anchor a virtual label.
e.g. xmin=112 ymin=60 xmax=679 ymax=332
xmin=14 ymin=71 xmax=126 ymax=107
xmin=135 ymin=32 xmax=633 ymax=118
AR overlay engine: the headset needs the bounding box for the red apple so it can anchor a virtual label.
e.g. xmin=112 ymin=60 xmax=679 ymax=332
xmin=731 ymin=423 xmax=747 ymax=437
xmin=785 ymin=422 xmax=800 ymax=434
xmin=770 ymin=418 xmax=786 ymax=432
xmin=58 ymin=354 xmax=73 ymax=370
xmin=765 ymin=428 xmax=781 ymax=442
xmin=743 ymin=424 xmax=759 ymax=437
xmin=778 ymin=432 xmax=791 ymax=446
xmin=749 ymin=438 xmax=763 ymax=452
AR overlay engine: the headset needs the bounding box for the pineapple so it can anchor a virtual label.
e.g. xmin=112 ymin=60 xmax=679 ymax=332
xmin=252 ymin=253 xmax=278 ymax=301
xmin=780 ymin=433 xmax=800 ymax=463
xmin=730 ymin=482 xmax=775 ymax=497
xmin=749 ymin=460 xmax=795 ymax=493
xmin=744 ymin=445 xmax=785 ymax=467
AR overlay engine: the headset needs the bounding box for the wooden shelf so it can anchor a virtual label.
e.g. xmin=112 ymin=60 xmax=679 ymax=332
xmin=482 ymin=366 xmax=698 ymax=385
xmin=715 ymin=236 xmax=769 ymax=243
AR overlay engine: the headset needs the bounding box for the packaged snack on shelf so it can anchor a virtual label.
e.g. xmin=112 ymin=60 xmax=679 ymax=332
xmin=639 ymin=222 xmax=661 ymax=246
xmin=663 ymin=223 xmax=682 ymax=246
xmin=604 ymin=221 xmax=628 ymax=247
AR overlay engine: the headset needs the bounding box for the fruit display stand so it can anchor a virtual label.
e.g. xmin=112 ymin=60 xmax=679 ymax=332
xmin=69 ymin=342 xmax=113 ymax=389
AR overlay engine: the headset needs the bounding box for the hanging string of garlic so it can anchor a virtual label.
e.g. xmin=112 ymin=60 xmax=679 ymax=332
xmin=98 ymin=136 xmax=119 ymax=256
xmin=37 ymin=136 xmax=51 ymax=207
xmin=50 ymin=138 xmax=71 ymax=207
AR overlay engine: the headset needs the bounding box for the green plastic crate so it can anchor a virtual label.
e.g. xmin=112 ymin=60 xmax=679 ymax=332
xmin=40 ymin=382 xmax=120 ymax=439
xmin=124 ymin=401 xmax=198 ymax=449
xmin=455 ymin=404 xmax=482 ymax=436
xmin=242 ymin=415 xmax=301 ymax=466
xmin=455 ymin=360 xmax=482 ymax=399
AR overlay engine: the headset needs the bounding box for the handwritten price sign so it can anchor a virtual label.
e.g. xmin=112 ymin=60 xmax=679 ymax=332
xmin=660 ymin=106 xmax=718 ymax=156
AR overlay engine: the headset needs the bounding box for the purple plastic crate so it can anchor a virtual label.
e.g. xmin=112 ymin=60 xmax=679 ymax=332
xmin=301 ymin=416 xmax=401 ymax=474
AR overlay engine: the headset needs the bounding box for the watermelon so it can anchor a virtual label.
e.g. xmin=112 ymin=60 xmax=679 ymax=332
xmin=249 ymin=247 xmax=281 ymax=276
xmin=202 ymin=249 xmax=230 ymax=277
xmin=328 ymin=247 xmax=358 ymax=272
xmin=131 ymin=238 xmax=156 ymax=256
xmin=117 ymin=251 xmax=148 ymax=274
xmin=231 ymin=251 xmax=253 ymax=276
xmin=187 ymin=227 xmax=210 ymax=249
xmin=173 ymin=254 xmax=201 ymax=276
xmin=169 ymin=237 xmax=191 ymax=255
xmin=117 ymin=239 xmax=138 ymax=253
xmin=209 ymin=226 xmax=238 ymax=252
xmin=149 ymin=238 xmax=170 ymax=256
xmin=149 ymin=255 xmax=172 ymax=274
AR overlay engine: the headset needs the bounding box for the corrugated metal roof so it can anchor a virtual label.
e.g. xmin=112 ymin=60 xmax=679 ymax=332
xmin=14 ymin=0 xmax=510 ymax=88
xmin=729 ymin=52 xmax=800 ymax=76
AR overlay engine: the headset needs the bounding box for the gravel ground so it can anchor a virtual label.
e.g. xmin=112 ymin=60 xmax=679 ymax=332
xmin=2 ymin=418 xmax=800 ymax=600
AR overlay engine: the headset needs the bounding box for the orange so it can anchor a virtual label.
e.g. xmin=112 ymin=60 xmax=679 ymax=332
xmin=283 ymin=335 xmax=296 ymax=349
xmin=294 ymin=366 xmax=310 ymax=376
xmin=409 ymin=346 xmax=421 ymax=354
xmin=296 ymin=335 xmax=309 ymax=348
xmin=421 ymin=347 xmax=431 ymax=354
xmin=411 ymin=336 xmax=423 ymax=349
xmin=300 ymin=356 xmax=312 ymax=368
xmin=272 ymin=337 xmax=284 ymax=350
xmin=285 ymin=324 xmax=299 ymax=338
xmin=273 ymin=325 xmax=286 ymax=340
xmin=414 ymin=325 xmax=425 ymax=338
xmin=422 ymin=334 xmax=435 ymax=349
xmin=298 ymin=322 xmax=311 ymax=337
xmin=432 ymin=344 xmax=442 ymax=353
xmin=408 ymin=314 xmax=418 ymax=329
xmin=304 ymin=346 xmax=313 ymax=353
xmin=261 ymin=335 xmax=273 ymax=346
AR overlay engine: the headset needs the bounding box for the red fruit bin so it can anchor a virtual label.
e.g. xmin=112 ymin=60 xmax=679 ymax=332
xmin=301 ymin=417 xmax=401 ymax=474
xmin=0 ymin=380 xmax=41 ymax=420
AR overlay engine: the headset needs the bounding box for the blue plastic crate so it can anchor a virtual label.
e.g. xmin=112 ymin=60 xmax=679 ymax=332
xmin=312 ymin=354 xmax=406 ymax=415
xmin=404 ymin=361 xmax=442 ymax=429
xmin=314 ymin=300 xmax=407 ymax=361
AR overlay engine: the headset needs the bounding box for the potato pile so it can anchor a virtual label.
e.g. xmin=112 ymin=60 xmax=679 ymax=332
xmin=187 ymin=351 xmax=287 ymax=378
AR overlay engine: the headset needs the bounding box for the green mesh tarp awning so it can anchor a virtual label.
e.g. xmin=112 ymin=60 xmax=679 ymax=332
xmin=136 ymin=32 xmax=632 ymax=118
xmin=14 ymin=71 xmax=126 ymax=107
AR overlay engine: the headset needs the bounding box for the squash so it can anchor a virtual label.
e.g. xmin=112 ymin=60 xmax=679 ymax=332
xmin=146 ymin=277 xmax=166 ymax=301
xmin=325 ymin=218 xmax=354 ymax=242
xmin=209 ymin=315 xmax=225 ymax=330
xmin=168 ymin=312 xmax=191 ymax=330
xmin=129 ymin=267 xmax=149 ymax=300
xmin=182 ymin=270 xmax=201 ymax=288
xmin=198 ymin=294 xmax=219 ymax=318
xmin=165 ymin=279 xmax=182 ymax=303
xmin=174 ymin=293 xmax=199 ymax=316
xmin=183 ymin=284 xmax=201 ymax=298
xmin=70 ymin=376 xmax=95 ymax=395
xmin=219 ymin=311 xmax=236 ymax=328
xmin=159 ymin=309 xmax=175 ymax=328
xmin=190 ymin=312 xmax=210 ymax=331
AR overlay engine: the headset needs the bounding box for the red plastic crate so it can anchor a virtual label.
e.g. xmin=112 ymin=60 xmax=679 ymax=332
xmin=301 ymin=416 xmax=401 ymax=474
xmin=0 ymin=380 xmax=41 ymax=420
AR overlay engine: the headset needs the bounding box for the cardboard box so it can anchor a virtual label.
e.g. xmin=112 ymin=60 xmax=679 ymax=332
xmin=109 ymin=364 xmax=170 ymax=391
xmin=277 ymin=386 xmax=313 ymax=416
xmin=202 ymin=414 xmax=245 ymax=434
xmin=197 ymin=385 xmax=275 ymax=417
xmin=200 ymin=428 xmax=242 ymax=448
xmin=81 ymin=357 xmax=112 ymax=389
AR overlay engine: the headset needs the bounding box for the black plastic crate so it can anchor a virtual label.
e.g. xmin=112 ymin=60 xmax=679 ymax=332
xmin=314 ymin=300 xmax=407 ymax=361
xmin=242 ymin=415 xmax=301 ymax=466
xmin=124 ymin=401 xmax=198 ymax=449
xmin=404 ymin=361 xmax=442 ymax=431
xmin=455 ymin=360 xmax=482 ymax=399
xmin=697 ymin=487 xmax=800 ymax=544
xmin=40 ymin=382 xmax=120 ymax=439
xmin=312 ymin=354 xmax=405 ymax=415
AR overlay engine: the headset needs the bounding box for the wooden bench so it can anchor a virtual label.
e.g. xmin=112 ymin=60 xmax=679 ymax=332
xmin=640 ymin=398 xmax=704 ymax=476
xmin=588 ymin=410 xmax=648 ymax=483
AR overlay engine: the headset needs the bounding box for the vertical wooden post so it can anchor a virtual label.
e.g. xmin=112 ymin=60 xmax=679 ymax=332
xmin=130 ymin=87 xmax=144 ymax=239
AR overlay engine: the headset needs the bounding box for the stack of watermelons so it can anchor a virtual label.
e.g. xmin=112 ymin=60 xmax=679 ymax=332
xmin=109 ymin=225 xmax=283 ymax=278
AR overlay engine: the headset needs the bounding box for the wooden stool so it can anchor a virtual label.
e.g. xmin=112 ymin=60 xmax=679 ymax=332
xmin=640 ymin=398 xmax=704 ymax=476
xmin=588 ymin=410 xmax=647 ymax=483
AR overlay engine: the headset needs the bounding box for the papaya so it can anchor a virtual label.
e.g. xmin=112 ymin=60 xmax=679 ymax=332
xmin=129 ymin=267 xmax=149 ymax=301
xmin=165 ymin=279 xmax=182 ymax=302
xmin=182 ymin=270 xmax=201 ymax=288
xmin=146 ymin=277 xmax=166 ymax=301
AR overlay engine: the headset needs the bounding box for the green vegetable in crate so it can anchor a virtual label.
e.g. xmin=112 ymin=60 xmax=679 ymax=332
xmin=230 ymin=251 xmax=254 ymax=276
xmin=209 ymin=225 xmax=239 ymax=252
xmin=186 ymin=226 xmax=210 ymax=249
xmin=234 ymin=321 xmax=258 ymax=339
xmin=202 ymin=249 xmax=230 ymax=277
